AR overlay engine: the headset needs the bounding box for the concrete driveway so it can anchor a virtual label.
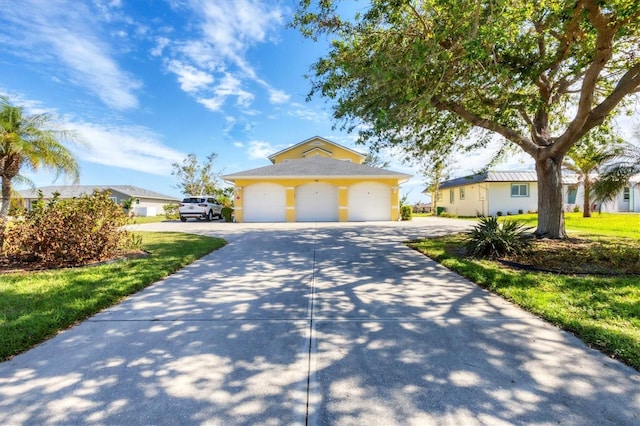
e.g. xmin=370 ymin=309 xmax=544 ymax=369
xmin=1 ymin=218 xmax=639 ymax=425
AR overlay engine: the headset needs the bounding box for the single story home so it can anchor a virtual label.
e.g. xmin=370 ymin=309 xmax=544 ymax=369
xmin=222 ymin=136 xmax=412 ymax=222
xmin=426 ymin=171 xmax=640 ymax=217
xmin=17 ymin=185 xmax=180 ymax=216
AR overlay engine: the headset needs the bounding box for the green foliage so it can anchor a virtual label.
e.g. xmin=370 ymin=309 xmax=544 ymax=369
xmin=221 ymin=206 xmax=234 ymax=222
xmin=595 ymin=144 xmax=640 ymax=204
xmin=2 ymin=190 xmax=138 ymax=267
xmin=400 ymin=205 xmax=412 ymax=221
xmin=121 ymin=197 xmax=134 ymax=210
xmin=466 ymin=216 xmax=533 ymax=258
xmin=293 ymin=1 xmax=640 ymax=238
xmin=171 ymin=153 xmax=221 ymax=196
xmin=0 ymin=96 xmax=80 ymax=220
xmin=0 ymin=232 xmax=226 ymax=361
xmin=163 ymin=202 xmax=179 ymax=220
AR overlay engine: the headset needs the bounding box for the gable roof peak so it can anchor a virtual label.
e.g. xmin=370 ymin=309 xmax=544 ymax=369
xmin=267 ymin=136 xmax=365 ymax=163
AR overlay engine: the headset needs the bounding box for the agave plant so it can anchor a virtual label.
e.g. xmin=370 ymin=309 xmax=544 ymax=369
xmin=466 ymin=216 xmax=534 ymax=258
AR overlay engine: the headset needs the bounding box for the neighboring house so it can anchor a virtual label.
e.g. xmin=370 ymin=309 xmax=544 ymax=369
xmin=222 ymin=136 xmax=412 ymax=222
xmin=17 ymin=185 xmax=180 ymax=216
xmin=425 ymin=171 xmax=640 ymax=217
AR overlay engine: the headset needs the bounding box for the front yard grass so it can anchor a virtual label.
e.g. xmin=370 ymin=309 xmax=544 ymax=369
xmin=502 ymin=212 xmax=640 ymax=239
xmin=0 ymin=232 xmax=226 ymax=361
xmin=408 ymin=216 xmax=640 ymax=370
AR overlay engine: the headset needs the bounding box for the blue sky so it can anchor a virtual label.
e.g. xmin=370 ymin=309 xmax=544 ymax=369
xmin=1 ymin=0 xmax=538 ymax=204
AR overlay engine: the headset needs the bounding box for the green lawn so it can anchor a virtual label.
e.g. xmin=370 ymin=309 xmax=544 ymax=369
xmin=127 ymin=215 xmax=170 ymax=224
xmin=0 ymin=232 xmax=226 ymax=361
xmin=502 ymin=212 xmax=640 ymax=239
xmin=409 ymin=213 xmax=640 ymax=370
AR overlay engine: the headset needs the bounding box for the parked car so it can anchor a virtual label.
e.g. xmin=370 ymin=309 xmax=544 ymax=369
xmin=178 ymin=196 xmax=222 ymax=222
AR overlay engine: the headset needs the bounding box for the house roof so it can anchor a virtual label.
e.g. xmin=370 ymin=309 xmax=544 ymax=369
xmin=267 ymin=136 xmax=366 ymax=163
xmin=222 ymin=156 xmax=412 ymax=181
xmin=18 ymin=185 xmax=179 ymax=201
xmin=431 ymin=170 xmax=580 ymax=191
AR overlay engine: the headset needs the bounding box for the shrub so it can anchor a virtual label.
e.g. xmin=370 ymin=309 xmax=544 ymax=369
xmin=400 ymin=205 xmax=412 ymax=221
xmin=221 ymin=206 xmax=234 ymax=222
xmin=466 ymin=216 xmax=533 ymax=258
xmin=497 ymin=211 xmax=503 ymax=216
xmin=2 ymin=190 xmax=140 ymax=267
xmin=164 ymin=203 xmax=179 ymax=220
xmin=573 ymin=205 xmax=580 ymax=213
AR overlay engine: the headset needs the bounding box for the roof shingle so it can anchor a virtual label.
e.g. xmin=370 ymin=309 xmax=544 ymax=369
xmin=222 ymin=156 xmax=411 ymax=180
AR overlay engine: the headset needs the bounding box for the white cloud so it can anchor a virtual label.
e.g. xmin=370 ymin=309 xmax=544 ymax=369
xmin=167 ymin=60 xmax=214 ymax=93
xmin=247 ymin=140 xmax=277 ymax=160
xmin=195 ymin=73 xmax=255 ymax=112
xmin=150 ymin=37 xmax=171 ymax=56
xmin=288 ymin=104 xmax=330 ymax=123
xmin=72 ymin=122 xmax=185 ymax=175
xmin=0 ymin=0 xmax=141 ymax=110
xmin=158 ymin=0 xmax=288 ymax=112
xmin=268 ymin=88 xmax=290 ymax=104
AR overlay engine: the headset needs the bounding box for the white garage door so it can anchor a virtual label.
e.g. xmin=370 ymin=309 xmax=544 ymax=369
xmin=348 ymin=182 xmax=391 ymax=221
xmin=295 ymin=183 xmax=339 ymax=221
xmin=243 ymin=183 xmax=286 ymax=222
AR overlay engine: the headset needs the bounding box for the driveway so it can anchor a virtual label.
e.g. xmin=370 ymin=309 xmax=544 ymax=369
xmin=1 ymin=218 xmax=639 ymax=425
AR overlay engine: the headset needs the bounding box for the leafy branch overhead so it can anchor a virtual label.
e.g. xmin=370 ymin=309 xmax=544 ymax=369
xmin=294 ymin=0 xmax=640 ymax=238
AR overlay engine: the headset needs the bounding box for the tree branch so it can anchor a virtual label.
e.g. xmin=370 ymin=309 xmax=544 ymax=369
xmin=433 ymin=100 xmax=539 ymax=156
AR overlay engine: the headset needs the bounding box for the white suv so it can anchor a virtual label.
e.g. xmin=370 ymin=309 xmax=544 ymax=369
xmin=179 ymin=196 xmax=222 ymax=222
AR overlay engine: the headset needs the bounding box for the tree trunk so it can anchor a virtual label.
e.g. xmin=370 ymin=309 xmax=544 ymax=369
xmin=583 ymin=177 xmax=592 ymax=218
xmin=535 ymin=157 xmax=567 ymax=239
xmin=0 ymin=175 xmax=11 ymax=220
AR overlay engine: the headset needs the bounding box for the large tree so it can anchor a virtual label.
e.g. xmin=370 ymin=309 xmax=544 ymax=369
xmin=0 ymin=97 xmax=79 ymax=222
xmin=294 ymin=0 xmax=640 ymax=238
xmin=171 ymin=153 xmax=221 ymax=197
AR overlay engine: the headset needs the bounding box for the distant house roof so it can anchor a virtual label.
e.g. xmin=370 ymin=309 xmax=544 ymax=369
xmin=428 ymin=170 xmax=580 ymax=192
xmin=18 ymin=185 xmax=179 ymax=201
xmin=222 ymin=156 xmax=411 ymax=180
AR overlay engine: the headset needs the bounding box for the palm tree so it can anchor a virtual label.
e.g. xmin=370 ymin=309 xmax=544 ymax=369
xmin=0 ymin=97 xmax=80 ymax=223
xmin=563 ymin=130 xmax=624 ymax=218
xmin=594 ymin=143 xmax=640 ymax=206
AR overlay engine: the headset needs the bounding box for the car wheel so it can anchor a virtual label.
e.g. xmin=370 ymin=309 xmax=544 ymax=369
xmin=207 ymin=210 xmax=214 ymax=221
xmin=180 ymin=216 xmax=187 ymax=222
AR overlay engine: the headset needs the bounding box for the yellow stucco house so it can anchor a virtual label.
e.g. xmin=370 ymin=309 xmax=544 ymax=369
xmin=222 ymin=136 xmax=412 ymax=222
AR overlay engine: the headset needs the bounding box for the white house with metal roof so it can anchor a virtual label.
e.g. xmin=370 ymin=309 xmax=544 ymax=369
xmin=17 ymin=185 xmax=179 ymax=216
xmin=222 ymin=136 xmax=412 ymax=222
xmin=427 ymin=171 xmax=639 ymax=217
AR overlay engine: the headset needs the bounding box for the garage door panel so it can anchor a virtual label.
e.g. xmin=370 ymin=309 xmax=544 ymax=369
xmin=348 ymin=182 xmax=391 ymax=221
xmin=296 ymin=183 xmax=338 ymax=222
xmin=244 ymin=183 xmax=286 ymax=222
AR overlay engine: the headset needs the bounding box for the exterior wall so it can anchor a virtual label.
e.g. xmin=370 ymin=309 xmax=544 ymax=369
xmin=437 ymin=179 xmax=640 ymax=217
xmin=487 ymin=182 xmax=538 ymax=216
xmin=271 ymin=140 xmax=364 ymax=164
xmin=232 ymin=177 xmax=401 ymax=222
xmin=438 ymin=184 xmax=487 ymax=216
xmin=438 ymin=181 xmax=538 ymax=216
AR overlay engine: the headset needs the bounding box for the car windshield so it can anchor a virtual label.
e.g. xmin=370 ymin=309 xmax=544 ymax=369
xmin=182 ymin=198 xmax=205 ymax=203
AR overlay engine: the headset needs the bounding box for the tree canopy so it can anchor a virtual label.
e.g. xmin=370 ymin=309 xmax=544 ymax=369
xmin=171 ymin=153 xmax=221 ymax=197
xmin=294 ymin=0 xmax=640 ymax=237
xmin=0 ymin=97 xmax=79 ymax=221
